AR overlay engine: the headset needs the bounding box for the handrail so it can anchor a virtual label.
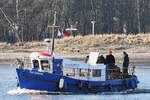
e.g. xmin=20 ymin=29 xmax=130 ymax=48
xmin=16 ymin=57 xmax=136 ymax=80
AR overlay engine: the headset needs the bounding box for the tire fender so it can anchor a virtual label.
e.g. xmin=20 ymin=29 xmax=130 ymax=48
xmin=59 ymin=78 xmax=64 ymax=89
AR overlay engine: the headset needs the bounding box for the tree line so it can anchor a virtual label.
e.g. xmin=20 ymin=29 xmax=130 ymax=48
xmin=0 ymin=0 xmax=150 ymax=43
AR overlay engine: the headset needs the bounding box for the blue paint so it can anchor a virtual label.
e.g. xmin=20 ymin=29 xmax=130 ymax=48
xmin=32 ymin=68 xmax=38 ymax=72
xmin=15 ymin=56 xmax=139 ymax=93
xmin=53 ymin=58 xmax=63 ymax=74
xmin=105 ymin=64 xmax=109 ymax=79
xmin=16 ymin=68 xmax=139 ymax=93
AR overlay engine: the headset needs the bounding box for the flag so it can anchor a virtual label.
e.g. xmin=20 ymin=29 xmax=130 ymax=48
xmin=62 ymin=29 xmax=69 ymax=37
xmin=57 ymin=29 xmax=63 ymax=38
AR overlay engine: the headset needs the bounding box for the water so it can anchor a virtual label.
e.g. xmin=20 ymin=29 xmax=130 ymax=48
xmin=0 ymin=66 xmax=150 ymax=100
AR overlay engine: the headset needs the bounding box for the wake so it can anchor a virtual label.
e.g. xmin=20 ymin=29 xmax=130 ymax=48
xmin=7 ymin=88 xmax=150 ymax=95
xmin=7 ymin=88 xmax=49 ymax=95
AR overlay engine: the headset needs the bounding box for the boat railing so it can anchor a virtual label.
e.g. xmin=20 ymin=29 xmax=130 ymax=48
xmin=106 ymin=65 xmax=136 ymax=80
xmin=16 ymin=57 xmax=32 ymax=69
xmin=16 ymin=57 xmax=136 ymax=80
xmin=115 ymin=61 xmax=136 ymax=75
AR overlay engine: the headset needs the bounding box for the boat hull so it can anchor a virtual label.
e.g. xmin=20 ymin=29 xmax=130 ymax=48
xmin=16 ymin=68 xmax=139 ymax=93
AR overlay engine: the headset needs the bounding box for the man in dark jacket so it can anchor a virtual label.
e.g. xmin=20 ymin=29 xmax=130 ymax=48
xmin=85 ymin=55 xmax=89 ymax=63
xmin=123 ymin=51 xmax=129 ymax=75
xmin=106 ymin=50 xmax=115 ymax=65
xmin=106 ymin=50 xmax=116 ymax=79
xmin=97 ymin=55 xmax=106 ymax=64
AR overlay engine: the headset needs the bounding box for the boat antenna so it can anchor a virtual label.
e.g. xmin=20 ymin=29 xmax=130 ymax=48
xmin=48 ymin=12 xmax=60 ymax=56
xmin=132 ymin=33 xmax=136 ymax=75
xmin=65 ymin=25 xmax=77 ymax=36
xmin=48 ymin=0 xmax=60 ymax=57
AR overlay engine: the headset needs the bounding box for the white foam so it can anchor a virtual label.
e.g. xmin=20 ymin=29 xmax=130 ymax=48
xmin=7 ymin=88 xmax=48 ymax=95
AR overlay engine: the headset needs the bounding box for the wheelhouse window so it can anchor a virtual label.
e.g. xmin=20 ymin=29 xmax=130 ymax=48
xmin=79 ymin=69 xmax=89 ymax=77
xmin=63 ymin=68 xmax=75 ymax=77
xmin=92 ymin=69 xmax=101 ymax=77
xmin=33 ymin=60 xmax=39 ymax=69
xmin=41 ymin=60 xmax=50 ymax=70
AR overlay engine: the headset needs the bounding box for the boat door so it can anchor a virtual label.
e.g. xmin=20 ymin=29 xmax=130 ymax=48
xmin=53 ymin=58 xmax=63 ymax=74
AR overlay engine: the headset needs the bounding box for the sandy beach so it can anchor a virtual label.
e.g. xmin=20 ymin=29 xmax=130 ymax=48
xmin=0 ymin=45 xmax=150 ymax=67
xmin=0 ymin=34 xmax=150 ymax=66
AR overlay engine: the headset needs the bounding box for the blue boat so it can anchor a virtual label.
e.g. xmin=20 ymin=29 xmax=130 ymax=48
xmin=16 ymin=51 xmax=139 ymax=93
xmin=16 ymin=11 xmax=139 ymax=93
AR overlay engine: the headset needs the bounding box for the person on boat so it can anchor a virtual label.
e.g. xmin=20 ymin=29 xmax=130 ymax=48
xmin=97 ymin=55 xmax=106 ymax=64
xmin=16 ymin=58 xmax=24 ymax=69
xmin=122 ymin=51 xmax=129 ymax=75
xmin=85 ymin=55 xmax=89 ymax=63
xmin=106 ymin=50 xmax=115 ymax=65
xmin=106 ymin=50 xmax=115 ymax=78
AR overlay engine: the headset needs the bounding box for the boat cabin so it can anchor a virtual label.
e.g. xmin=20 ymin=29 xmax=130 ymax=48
xmin=29 ymin=52 xmax=107 ymax=81
xmin=30 ymin=52 xmax=52 ymax=72
xmin=63 ymin=59 xmax=106 ymax=81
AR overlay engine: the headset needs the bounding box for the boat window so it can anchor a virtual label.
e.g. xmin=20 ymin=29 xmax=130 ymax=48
xmin=41 ymin=60 xmax=50 ymax=70
xmin=33 ymin=60 xmax=39 ymax=69
xmin=92 ymin=69 xmax=101 ymax=77
xmin=79 ymin=69 xmax=89 ymax=77
xmin=63 ymin=68 xmax=75 ymax=77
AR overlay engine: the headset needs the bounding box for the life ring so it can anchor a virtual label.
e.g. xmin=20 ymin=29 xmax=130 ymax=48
xmin=59 ymin=78 xmax=64 ymax=89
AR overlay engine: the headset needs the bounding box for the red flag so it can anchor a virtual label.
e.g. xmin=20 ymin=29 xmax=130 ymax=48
xmin=62 ymin=30 xmax=69 ymax=37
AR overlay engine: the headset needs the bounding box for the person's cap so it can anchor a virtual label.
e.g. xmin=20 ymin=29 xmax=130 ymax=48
xmin=109 ymin=50 xmax=112 ymax=54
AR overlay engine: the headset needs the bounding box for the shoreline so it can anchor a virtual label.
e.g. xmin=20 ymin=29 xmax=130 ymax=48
xmin=0 ymin=35 xmax=150 ymax=67
xmin=0 ymin=52 xmax=150 ymax=67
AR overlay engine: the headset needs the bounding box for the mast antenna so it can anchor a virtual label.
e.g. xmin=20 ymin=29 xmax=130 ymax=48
xmin=48 ymin=0 xmax=60 ymax=56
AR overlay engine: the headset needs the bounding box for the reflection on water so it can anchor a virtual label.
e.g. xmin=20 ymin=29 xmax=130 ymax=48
xmin=28 ymin=93 xmax=150 ymax=100
xmin=30 ymin=95 xmax=51 ymax=100
xmin=0 ymin=66 xmax=150 ymax=100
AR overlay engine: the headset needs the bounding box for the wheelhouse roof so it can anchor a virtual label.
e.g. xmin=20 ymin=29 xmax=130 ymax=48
xmin=63 ymin=59 xmax=106 ymax=69
xmin=30 ymin=52 xmax=52 ymax=59
xmin=29 ymin=52 xmax=106 ymax=69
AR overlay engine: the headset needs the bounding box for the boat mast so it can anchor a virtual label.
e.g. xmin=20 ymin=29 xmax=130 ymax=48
xmin=48 ymin=11 xmax=60 ymax=56
xmin=47 ymin=0 xmax=60 ymax=56
xmin=51 ymin=11 xmax=56 ymax=56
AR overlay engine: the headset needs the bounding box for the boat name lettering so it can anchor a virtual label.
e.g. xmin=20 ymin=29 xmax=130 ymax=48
xmin=30 ymin=71 xmax=43 ymax=75
xmin=64 ymin=64 xmax=80 ymax=68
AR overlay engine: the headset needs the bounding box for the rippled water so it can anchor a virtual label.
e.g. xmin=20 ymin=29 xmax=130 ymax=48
xmin=0 ymin=66 xmax=150 ymax=100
